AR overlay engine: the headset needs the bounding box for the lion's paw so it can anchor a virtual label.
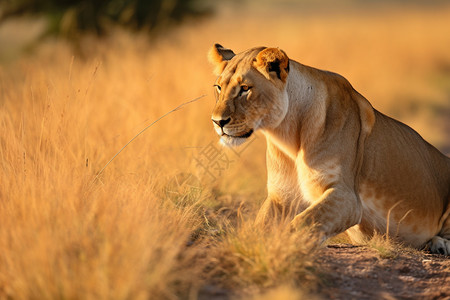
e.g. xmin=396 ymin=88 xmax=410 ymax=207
xmin=427 ymin=236 xmax=450 ymax=255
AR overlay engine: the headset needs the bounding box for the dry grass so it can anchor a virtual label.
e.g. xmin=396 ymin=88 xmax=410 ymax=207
xmin=362 ymin=233 xmax=426 ymax=260
xmin=245 ymin=284 xmax=320 ymax=300
xmin=1 ymin=2 xmax=450 ymax=299
xmin=206 ymin=223 xmax=318 ymax=295
xmin=362 ymin=233 xmax=402 ymax=259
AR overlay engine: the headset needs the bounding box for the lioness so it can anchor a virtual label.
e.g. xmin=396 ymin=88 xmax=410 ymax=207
xmin=208 ymin=44 xmax=450 ymax=255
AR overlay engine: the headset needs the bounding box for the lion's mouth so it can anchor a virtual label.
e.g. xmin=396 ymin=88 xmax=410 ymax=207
xmin=223 ymin=129 xmax=253 ymax=139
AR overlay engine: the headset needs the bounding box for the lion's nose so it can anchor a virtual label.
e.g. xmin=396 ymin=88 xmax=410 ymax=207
xmin=212 ymin=117 xmax=231 ymax=128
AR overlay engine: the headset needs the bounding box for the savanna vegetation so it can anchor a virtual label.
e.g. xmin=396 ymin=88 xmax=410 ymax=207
xmin=0 ymin=1 xmax=449 ymax=299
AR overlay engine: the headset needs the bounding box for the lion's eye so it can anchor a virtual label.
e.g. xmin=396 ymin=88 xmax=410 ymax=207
xmin=214 ymin=85 xmax=221 ymax=94
xmin=239 ymin=85 xmax=251 ymax=96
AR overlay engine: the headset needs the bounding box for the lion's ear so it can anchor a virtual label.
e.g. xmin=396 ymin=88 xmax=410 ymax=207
xmin=254 ymin=48 xmax=290 ymax=82
xmin=208 ymin=43 xmax=235 ymax=75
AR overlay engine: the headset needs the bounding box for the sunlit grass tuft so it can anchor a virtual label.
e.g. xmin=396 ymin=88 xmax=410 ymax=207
xmin=206 ymin=222 xmax=318 ymax=296
xmin=246 ymin=284 xmax=320 ymax=300
xmin=362 ymin=233 xmax=422 ymax=260
xmin=364 ymin=233 xmax=400 ymax=259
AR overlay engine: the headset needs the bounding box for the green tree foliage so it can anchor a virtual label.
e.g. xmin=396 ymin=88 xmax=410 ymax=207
xmin=0 ymin=0 xmax=212 ymax=37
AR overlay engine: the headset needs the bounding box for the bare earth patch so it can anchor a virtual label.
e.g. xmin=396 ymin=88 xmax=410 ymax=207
xmin=319 ymin=244 xmax=450 ymax=300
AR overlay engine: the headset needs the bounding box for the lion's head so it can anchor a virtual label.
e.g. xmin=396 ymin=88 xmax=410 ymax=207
xmin=208 ymin=44 xmax=290 ymax=146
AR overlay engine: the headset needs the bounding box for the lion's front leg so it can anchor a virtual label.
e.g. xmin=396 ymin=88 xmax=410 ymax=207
xmin=255 ymin=142 xmax=303 ymax=227
xmin=290 ymin=185 xmax=363 ymax=241
xmin=255 ymin=185 xmax=305 ymax=227
xmin=255 ymin=194 xmax=286 ymax=227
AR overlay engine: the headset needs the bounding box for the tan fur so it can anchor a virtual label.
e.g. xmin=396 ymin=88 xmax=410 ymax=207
xmin=254 ymin=48 xmax=290 ymax=82
xmin=208 ymin=44 xmax=235 ymax=75
xmin=209 ymin=44 xmax=450 ymax=254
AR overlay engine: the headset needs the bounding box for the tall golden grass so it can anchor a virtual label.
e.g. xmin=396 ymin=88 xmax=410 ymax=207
xmin=0 ymin=2 xmax=449 ymax=299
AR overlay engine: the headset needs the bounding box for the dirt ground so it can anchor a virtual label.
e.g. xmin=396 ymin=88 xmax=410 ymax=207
xmin=198 ymin=243 xmax=449 ymax=300
xmin=319 ymin=244 xmax=450 ymax=300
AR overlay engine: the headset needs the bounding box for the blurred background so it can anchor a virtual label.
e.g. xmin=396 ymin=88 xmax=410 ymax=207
xmin=0 ymin=1 xmax=450 ymax=298
xmin=2 ymin=0 xmax=448 ymax=153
